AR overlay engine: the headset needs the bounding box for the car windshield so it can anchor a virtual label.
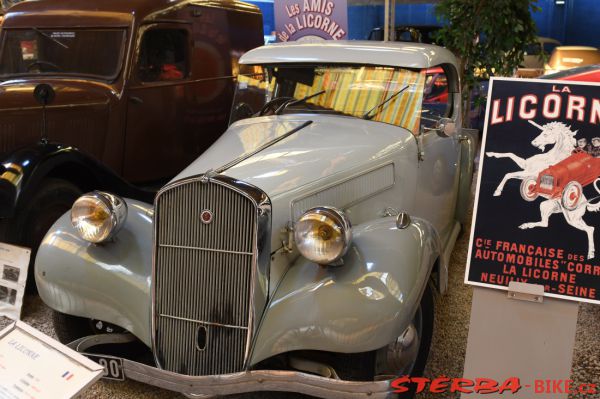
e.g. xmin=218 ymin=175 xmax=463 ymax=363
xmin=0 ymin=28 xmax=127 ymax=80
xmin=230 ymin=64 xmax=426 ymax=134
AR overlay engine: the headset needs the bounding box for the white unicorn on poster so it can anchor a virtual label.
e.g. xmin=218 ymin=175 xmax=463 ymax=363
xmin=485 ymin=120 xmax=600 ymax=259
xmin=519 ymin=190 xmax=600 ymax=259
xmin=486 ymin=120 xmax=577 ymax=196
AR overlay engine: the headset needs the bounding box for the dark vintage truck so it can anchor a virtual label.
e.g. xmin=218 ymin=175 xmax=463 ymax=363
xmin=0 ymin=0 xmax=263 ymax=279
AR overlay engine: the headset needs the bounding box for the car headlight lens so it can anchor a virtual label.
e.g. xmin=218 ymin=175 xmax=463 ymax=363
xmin=71 ymin=192 xmax=127 ymax=243
xmin=294 ymin=206 xmax=352 ymax=264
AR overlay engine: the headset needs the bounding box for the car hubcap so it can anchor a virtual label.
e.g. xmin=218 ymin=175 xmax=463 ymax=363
xmin=384 ymin=305 xmax=423 ymax=375
xmin=566 ymin=185 xmax=581 ymax=207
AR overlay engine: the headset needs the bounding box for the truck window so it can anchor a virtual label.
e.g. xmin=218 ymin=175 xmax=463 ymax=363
xmin=138 ymin=29 xmax=188 ymax=82
xmin=0 ymin=28 xmax=126 ymax=80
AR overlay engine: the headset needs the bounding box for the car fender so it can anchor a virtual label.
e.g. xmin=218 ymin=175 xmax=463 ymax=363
xmin=35 ymin=198 xmax=154 ymax=346
xmin=0 ymin=143 xmax=153 ymax=221
xmin=249 ymin=216 xmax=441 ymax=365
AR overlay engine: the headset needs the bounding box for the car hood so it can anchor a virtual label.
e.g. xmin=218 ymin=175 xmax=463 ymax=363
xmin=0 ymin=78 xmax=114 ymax=109
xmin=0 ymin=78 xmax=114 ymax=155
xmin=172 ymin=114 xmax=416 ymax=199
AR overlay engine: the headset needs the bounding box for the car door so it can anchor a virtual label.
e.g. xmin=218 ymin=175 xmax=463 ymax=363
xmin=416 ymin=65 xmax=461 ymax=236
xmin=123 ymin=23 xmax=193 ymax=183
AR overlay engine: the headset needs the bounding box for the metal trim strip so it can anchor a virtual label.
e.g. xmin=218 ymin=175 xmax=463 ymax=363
xmin=158 ymin=243 xmax=253 ymax=256
xmin=214 ymin=120 xmax=312 ymax=174
xmin=159 ymin=314 xmax=249 ymax=330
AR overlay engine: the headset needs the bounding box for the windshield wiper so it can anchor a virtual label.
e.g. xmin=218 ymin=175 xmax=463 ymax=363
xmin=32 ymin=27 xmax=69 ymax=49
xmin=362 ymin=85 xmax=409 ymax=120
xmin=275 ymin=89 xmax=326 ymax=115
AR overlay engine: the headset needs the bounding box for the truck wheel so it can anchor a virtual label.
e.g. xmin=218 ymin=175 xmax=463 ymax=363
xmin=21 ymin=178 xmax=82 ymax=292
xmin=561 ymin=181 xmax=583 ymax=211
xmin=520 ymin=178 xmax=539 ymax=202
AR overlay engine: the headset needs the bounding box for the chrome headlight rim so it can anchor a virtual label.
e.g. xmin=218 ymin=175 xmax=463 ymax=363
xmin=294 ymin=205 xmax=352 ymax=265
xmin=70 ymin=191 xmax=128 ymax=243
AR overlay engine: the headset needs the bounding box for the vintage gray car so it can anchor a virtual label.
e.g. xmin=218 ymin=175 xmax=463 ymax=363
xmin=35 ymin=41 xmax=475 ymax=398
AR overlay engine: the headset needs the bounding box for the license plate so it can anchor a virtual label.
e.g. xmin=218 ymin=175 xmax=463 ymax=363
xmin=84 ymin=354 xmax=125 ymax=381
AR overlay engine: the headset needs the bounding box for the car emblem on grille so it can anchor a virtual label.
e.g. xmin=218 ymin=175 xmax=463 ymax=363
xmin=200 ymin=209 xmax=213 ymax=224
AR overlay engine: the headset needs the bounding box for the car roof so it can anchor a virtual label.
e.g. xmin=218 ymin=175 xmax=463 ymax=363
xmin=554 ymin=46 xmax=598 ymax=51
xmin=537 ymin=36 xmax=561 ymax=45
xmin=240 ymin=41 xmax=457 ymax=69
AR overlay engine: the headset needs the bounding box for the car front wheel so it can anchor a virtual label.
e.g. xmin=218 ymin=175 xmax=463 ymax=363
xmin=386 ymin=283 xmax=434 ymax=399
xmin=52 ymin=310 xmax=126 ymax=345
xmin=333 ymin=284 xmax=434 ymax=389
xmin=520 ymin=177 xmax=539 ymax=202
xmin=561 ymin=181 xmax=583 ymax=210
xmin=52 ymin=310 xmax=149 ymax=359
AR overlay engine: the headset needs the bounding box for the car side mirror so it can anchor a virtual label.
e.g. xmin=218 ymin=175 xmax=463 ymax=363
xmin=436 ymin=117 xmax=457 ymax=137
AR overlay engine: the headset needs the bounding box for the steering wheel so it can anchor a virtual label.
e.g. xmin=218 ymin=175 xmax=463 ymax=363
xmin=259 ymin=97 xmax=294 ymax=116
xmin=230 ymin=102 xmax=255 ymax=123
xmin=27 ymin=60 xmax=62 ymax=72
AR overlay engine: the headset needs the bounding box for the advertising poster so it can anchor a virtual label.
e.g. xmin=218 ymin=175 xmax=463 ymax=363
xmin=466 ymin=77 xmax=600 ymax=304
xmin=274 ymin=0 xmax=347 ymax=42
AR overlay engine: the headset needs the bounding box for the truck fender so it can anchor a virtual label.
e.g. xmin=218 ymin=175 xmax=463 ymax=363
xmin=0 ymin=142 xmax=154 ymax=221
xmin=34 ymin=199 xmax=154 ymax=346
xmin=249 ymin=216 xmax=441 ymax=365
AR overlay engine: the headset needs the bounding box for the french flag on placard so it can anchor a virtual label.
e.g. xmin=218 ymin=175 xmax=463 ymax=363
xmin=61 ymin=371 xmax=74 ymax=381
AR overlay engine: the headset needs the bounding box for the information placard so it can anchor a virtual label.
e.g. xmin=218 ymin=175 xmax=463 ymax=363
xmin=0 ymin=321 xmax=103 ymax=399
xmin=466 ymin=77 xmax=600 ymax=304
xmin=0 ymin=243 xmax=31 ymax=320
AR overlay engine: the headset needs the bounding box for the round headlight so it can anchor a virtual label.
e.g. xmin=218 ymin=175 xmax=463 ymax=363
xmin=294 ymin=206 xmax=352 ymax=265
xmin=71 ymin=192 xmax=127 ymax=243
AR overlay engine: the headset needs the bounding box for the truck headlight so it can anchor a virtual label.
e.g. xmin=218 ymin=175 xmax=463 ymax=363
xmin=294 ymin=206 xmax=352 ymax=265
xmin=71 ymin=192 xmax=127 ymax=243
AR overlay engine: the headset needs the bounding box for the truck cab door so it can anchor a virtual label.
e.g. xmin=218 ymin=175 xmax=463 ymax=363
xmin=124 ymin=23 xmax=193 ymax=183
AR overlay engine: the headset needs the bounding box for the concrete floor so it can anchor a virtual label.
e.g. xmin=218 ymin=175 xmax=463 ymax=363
xmin=1 ymin=168 xmax=599 ymax=399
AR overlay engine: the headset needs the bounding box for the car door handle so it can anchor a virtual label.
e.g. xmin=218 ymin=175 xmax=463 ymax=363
xmin=129 ymin=96 xmax=144 ymax=105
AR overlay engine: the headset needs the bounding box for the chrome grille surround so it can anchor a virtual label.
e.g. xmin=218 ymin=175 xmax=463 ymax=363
xmin=152 ymin=174 xmax=271 ymax=376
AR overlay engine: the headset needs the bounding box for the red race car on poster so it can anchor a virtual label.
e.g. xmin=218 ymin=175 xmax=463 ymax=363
xmin=520 ymin=151 xmax=600 ymax=210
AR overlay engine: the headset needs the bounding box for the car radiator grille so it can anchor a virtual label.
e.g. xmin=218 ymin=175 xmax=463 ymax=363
xmin=153 ymin=179 xmax=257 ymax=376
xmin=540 ymin=175 xmax=554 ymax=190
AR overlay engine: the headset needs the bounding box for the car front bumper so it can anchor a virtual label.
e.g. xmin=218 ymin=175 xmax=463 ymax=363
xmin=69 ymin=332 xmax=397 ymax=399
xmin=120 ymin=358 xmax=397 ymax=399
